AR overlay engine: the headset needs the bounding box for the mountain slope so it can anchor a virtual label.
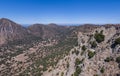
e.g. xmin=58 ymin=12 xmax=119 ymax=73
xmin=42 ymin=26 xmax=120 ymax=76
xmin=0 ymin=18 xmax=120 ymax=76
xmin=0 ymin=18 xmax=29 ymax=44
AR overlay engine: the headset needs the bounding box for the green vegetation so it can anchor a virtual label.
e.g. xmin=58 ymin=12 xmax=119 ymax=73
xmin=61 ymin=72 xmax=64 ymax=76
xmin=115 ymin=37 xmax=120 ymax=45
xmin=81 ymin=45 xmax=86 ymax=55
xmin=116 ymin=56 xmax=120 ymax=63
xmin=90 ymin=41 xmax=97 ymax=48
xmin=82 ymin=45 xmax=87 ymax=51
xmin=73 ymin=66 xmax=82 ymax=76
xmin=111 ymin=37 xmax=120 ymax=48
xmin=75 ymin=58 xmax=83 ymax=66
xmin=74 ymin=57 xmax=83 ymax=76
xmin=104 ymin=57 xmax=114 ymax=62
xmin=75 ymin=58 xmax=81 ymax=66
xmin=21 ymin=36 xmax=78 ymax=75
xmin=100 ymin=67 xmax=105 ymax=73
xmin=94 ymin=30 xmax=105 ymax=43
xmin=88 ymin=51 xmax=95 ymax=59
xmin=94 ymin=74 xmax=98 ymax=76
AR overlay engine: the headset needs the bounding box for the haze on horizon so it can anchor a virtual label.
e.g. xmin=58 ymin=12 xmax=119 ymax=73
xmin=0 ymin=0 xmax=120 ymax=24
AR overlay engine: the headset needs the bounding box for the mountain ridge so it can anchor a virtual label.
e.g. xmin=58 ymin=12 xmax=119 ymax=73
xmin=0 ymin=18 xmax=120 ymax=76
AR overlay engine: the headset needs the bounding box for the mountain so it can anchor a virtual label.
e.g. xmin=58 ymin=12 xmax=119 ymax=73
xmin=0 ymin=18 xmax=29 ymax=44
xmin=42 ymin=25 xmax=120 ymax=76
xmin=0 ymin=18 xmax=120 ymax=76
xmin=28 ymin=23 xmax=74 ymax=40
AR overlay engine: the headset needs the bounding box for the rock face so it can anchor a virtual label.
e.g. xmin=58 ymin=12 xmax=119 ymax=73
xmin=42 ymin=26 xmax=120 ymax=76
xmin=0 ymin=18 xmax=28 ymax=44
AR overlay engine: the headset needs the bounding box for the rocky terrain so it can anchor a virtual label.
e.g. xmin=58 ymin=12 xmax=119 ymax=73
xmin=0 ymin=18 xmax=120 ymax=76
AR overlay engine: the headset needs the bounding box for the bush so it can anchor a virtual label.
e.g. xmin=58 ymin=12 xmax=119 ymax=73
xmin=111 ymin=37 xmax=120 ymax=48
xmin=75 ymin=58 xmax=81 ymax=66
xmin=81 ymin=45 xmax=86 ymax=56
xmin=88 ymin=51 xmax=95 ymax=59
xmin=76 ymin=66 xmax=81 ymax=74
xmin=74 ymin=66 xmax=81 ymax=76
xmin=75 ymin=58 xmax=84 ymax=66
xmin=61 ymin=72 xmax=64 ymax=76
xmin=115 ymin=37 xmax=120 ymax=45
xmin=94 ymin=74 xmax=98 ymax=76
xmin=100 ymin=67 xmax=105 ymax=73
xmin=116 ymin=56 xmax=120 ymax=63
xmin=104 ymin=57 xmax=114 ymax=62
xmin=90 ymin=41 xmax=97 ymax=48
xmin=94 ymin=31 xmax=105 ymax=43
xmin=82 ymin=45 xmax=86 ymax=51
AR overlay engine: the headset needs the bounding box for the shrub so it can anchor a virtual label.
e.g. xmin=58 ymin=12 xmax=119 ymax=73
xmin=76 ymin=66 xmax=81 ymax=74
xmin=104 ymin=57 xmax=114 ymax=62
xmin=100 ymin=67 xmax=105 ymax=73
xmin=90 ymin=41 xmax=97 ymax=48
xmin=61 ymin=72 xmax=64 ymax=76
xmin=75 ymin=58 xmax=81 ymax=66
xmin=88 ymin=51 xmax=95 ymax=59
xmin=74 ymin=66 xmax=81 ymax=76
xmin=94 ymin=74 xmax=98 ymax=76
xmin=115 ymin=37 xmax=120 ymax=45
xmin=116 ymin=56 xmax=120 ymax=63
xmin=111 ymin=37 xmax=120 ymax=48
xmin=82 ymin=45 xmax=86 ymax=51
xmin=94 ymin=32 xmax=105 ymax=43
xmin=75 ymin=58 xmax=84 ymax=66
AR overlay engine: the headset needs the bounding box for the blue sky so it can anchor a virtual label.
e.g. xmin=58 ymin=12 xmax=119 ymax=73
xmin=0 ymin=0 xmax=120 ymax=24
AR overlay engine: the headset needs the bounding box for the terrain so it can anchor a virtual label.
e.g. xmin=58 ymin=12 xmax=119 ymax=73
xmin=0 ymin=18 xmax=120 ymax=76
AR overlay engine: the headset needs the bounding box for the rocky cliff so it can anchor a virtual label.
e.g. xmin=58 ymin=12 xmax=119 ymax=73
xmin=42 ymin=26 xmax=120 ymax=76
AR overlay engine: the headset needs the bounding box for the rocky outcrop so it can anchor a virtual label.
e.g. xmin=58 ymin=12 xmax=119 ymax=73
xmin=42 ymin=26 xmax=120 ymax=76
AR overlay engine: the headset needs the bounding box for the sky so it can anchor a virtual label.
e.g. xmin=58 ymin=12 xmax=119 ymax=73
xmin=0 ymin=0 xmax=120 ymax=24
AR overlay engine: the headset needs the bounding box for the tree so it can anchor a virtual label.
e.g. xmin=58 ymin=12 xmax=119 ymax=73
xmin=88 ymin=51 xmax=95 ymax=59
xmin=94 ymin=31 xmax=105 ymax=43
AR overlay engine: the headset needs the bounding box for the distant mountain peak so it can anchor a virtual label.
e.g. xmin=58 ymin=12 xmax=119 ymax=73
xmin=0 ymin=18 xmax=29 ymax=44
xmin=48 ymin=23 xmax=58 ymax=27
xmin=0 ymin=18 xmax=13 ymax=23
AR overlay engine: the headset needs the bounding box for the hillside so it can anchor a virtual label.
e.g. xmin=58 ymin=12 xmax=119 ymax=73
xmin=0 ymin=18 xmax=120 ymax=76
xmin=42 ymin=26 xmax=120 ymax=76
xmin=0 ymin=18 xmax=29 ymax=44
